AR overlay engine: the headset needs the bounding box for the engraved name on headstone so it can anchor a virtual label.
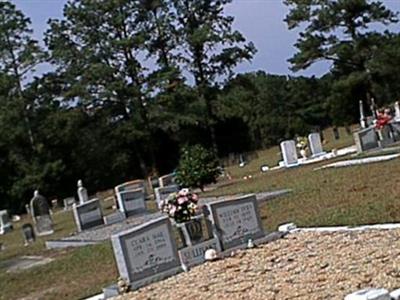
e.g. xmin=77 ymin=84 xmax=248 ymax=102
xmin=111 ymin=217 xmax=182 ymax=289
xmin=206 ymin=194 xmax=265 ymax=251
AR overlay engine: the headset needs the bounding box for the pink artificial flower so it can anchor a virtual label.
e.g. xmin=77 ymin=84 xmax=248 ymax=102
xmin=178 ymin=196 xmax=188 ymax=205
xmin=169 ymin=205 xmax=176 ymax=217
xmin=191 ymin=193 xmax=198 ymax=202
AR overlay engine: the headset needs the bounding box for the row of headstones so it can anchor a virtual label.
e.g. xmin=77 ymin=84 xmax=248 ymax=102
xmin=109 ymin=194 xmax=267 ymax=293
xmin=72 ymin=174 xmax=177 ymax=232
xmin=280 ymin=132 xmax=325 ymax=167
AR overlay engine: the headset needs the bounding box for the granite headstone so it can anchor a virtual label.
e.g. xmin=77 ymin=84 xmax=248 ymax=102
xmin=73 ymin=198 xmax=104 ymax=232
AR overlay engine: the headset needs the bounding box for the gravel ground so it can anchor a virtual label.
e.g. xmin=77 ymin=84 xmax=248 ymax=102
xmin=114 ymin=229 xmax=400 ymax=300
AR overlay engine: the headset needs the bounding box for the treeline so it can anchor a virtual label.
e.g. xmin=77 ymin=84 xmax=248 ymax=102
xmin=0 ymin=0 xmax=399 ymax=212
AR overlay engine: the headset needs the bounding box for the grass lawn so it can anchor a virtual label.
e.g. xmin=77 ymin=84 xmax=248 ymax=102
xmin=2 ymin=125 xmax=400 ymax=299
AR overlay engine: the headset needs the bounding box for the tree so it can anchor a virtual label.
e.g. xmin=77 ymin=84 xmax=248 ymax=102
xmin=171 ymin=0 xmax=256 ymax=153
xmin=175 ymin=144 xmax=220 ymax=191
xmin=284 ymin=0 xmax=398 ymax=123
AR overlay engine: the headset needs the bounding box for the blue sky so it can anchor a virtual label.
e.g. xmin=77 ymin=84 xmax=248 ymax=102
xmin=10 ymin=0 xmax=400 ymax=77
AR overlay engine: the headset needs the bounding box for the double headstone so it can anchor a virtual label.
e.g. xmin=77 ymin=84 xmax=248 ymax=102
xmin=205 ymin=194 xmax=265 ymax=251
xmin=154 ymin=185 xmax=179 ymax=209
xmin=280 ymin=140 xmax=298 ymax=167
xmin=0 ymin=210 xmax=13 ymax=235
xmin=158 ymin=173 xmax=175 ymax=188
xmin=111 ymin=217 xmax=182 ymax=290
xmin=73 ymin=198 xmax=104 ymax=232
xmin=308 ymin=133 xmax=326 ymax=157
xmin=30 ymin=191 xmax=54 ymax=236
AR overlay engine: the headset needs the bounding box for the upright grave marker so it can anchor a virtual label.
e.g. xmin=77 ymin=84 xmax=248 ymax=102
xmin=77 ymin=179 xmax=89 ymax=204
xmin=63 ymin=197 xmax=76 ymax=210
xmin=159 ymin=173 xmax=175 ymax=188
xmin=205 ymin=194 xmax=265 ymax=251
xmin=308 ymin=132 xmax=326 ymax=157
xmin=280 ymin=140 xmax=298 ymax=167
xmin=73 ymin=199 xmax=104 ymax=232
xmin=22 ymin=223 xmax=35 ymax=245
xmin=30 ymin=190 xmax=54 ymax=236
xmin=117 ymin=188 xmax=146 ymax=217
xmin=154 ymin=185 xmax=179 ymax=208
xmin=354 ymin=127 xmax=380 ymax=153
xmin=0 ymin=210 xmax=13 ymax=235
xmin=111 ymin=217 xmax=182 ymax=289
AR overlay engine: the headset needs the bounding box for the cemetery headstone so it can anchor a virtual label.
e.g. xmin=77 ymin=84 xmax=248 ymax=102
xmin=154 ymin=185 xmax=179 ymax=209
xmin=117 ymin=188 xmax=146 ymax=217
xmin=359 ymin=100 xmax=367 ymax=128
xmin=22 ymin=223 xmax=35 ymax=245
xmin=158 ymin=173 xmax=175 ymax=188
xmin=111 ymin=217 xmax=182 ymax=289
xmin=205 ymin=194 xmax=265 ymax=251
xmin=63 ymin=197 xmax=76 ymax=210
xmin=77 ymin=179 xmax=89 ymax=204
xmin=73 ymin=198 xmax=104 ymax=232
xmin=395 ymin=101 xmax=400 ymax=121
xmin=333 ymin=127 xmax=340 ymax=140
xmin=104 ymin=211 xmax=126 ymax=225
xmin=30 ymin=190 xmax=54 ymax=236
xmin=353 ymin=127 xmax=380 ymax=153
xmin=51 ymin=199 xmax=58 ymax=209
xmin=308 ymin=132 xmax=326 ymax=157
xmin=25 ymin=204 xmax=31 ymax=215
xmin=0 ymin=210 xmax=13 ymax=235
xmin=280 ymin=140 xmax=298 ymax=167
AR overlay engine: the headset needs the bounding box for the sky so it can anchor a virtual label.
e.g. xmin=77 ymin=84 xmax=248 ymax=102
xmin=10 ymin=0 xmax=400 ymax=78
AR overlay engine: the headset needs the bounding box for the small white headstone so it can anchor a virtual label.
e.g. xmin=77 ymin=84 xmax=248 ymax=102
xmin=344 ymin=288 xmax=390 ymax=300
xmin=77 ymin=180 xmax=89 ymax=204
xmin=280 ymin=140 xmax=298 ymax=167
xmin=308 ymin=133 xmax=325 ymax=157
xmin=395 ymin=101 xmax=400 ymax=120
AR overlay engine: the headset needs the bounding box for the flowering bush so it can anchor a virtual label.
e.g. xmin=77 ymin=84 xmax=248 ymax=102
xmin=159 ymin=188 xmax=199 ymax=223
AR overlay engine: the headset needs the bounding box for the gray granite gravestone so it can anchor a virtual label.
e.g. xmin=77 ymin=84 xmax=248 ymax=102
xmin=30 ymin=191 xmax=54 ymax=236
xmin=77 ymin=179 xmax=89 ymax=204
xmin=0 ymin=210 xmax=13 ymax=235
xmin=205 ymin=194 xmax=265 ymax=251
xmin=354 ymin=127 xmax=380 ymax=153
xmin=104 ymin=211 xmax=126 ymax=225
xmin=111 ymin=217 xmax=182 ymax=289
xmin=308 ymin=132 xmax=326 ymax=157
xmin=117 ymin=188 xmax=146 ymax=217
xmin=154 ymin=185 xmax=179 ymax=209
xmin=73 ymin=198 xmax=104 ymax=232
xmin=158 ymin=173 xmax=175 ymax=188
xmin=22 ymin=223 xmax=35 ymax=245
xmin=63 ymin=197 xmax=76 ymax=210
xmin=280 ymin=140 xmax=298 ymax=167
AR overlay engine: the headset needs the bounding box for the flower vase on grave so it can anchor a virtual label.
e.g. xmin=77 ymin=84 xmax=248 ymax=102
xmin=176 ymin=217 xmax=204 ymax=247
xmin=300 ymin=149 xmax=307 ymax=159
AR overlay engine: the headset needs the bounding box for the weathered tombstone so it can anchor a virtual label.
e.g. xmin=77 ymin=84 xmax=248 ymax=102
xmin=51 ymin=199 xmax=58 ymax=209
xmin=308 ymin=132 xmax=326 ymax=157
xmin=333 ymin=127 xmax=340 ymax=140
xmin=359 ymin=100 xmax=367 ymax=128
xmin=22 ymin=223 xmax=35 ymax=245
xmin=154 ymin=185 xmax=179 ymax=209
xmin=280 ymin=140 xmax=298 ymax=167
xmin=73 ymin=198 xmax=104 ymax=232
xmin=30 ymin=190 xmax=54 ymax=236
xmin=63 ymin=197 xmax=76 ymax=210
xmin=77 ymin=179 xmax=89 ymax=204
xmin=111 ymin=217 xmax=182 ymax=289
xmin=205 ymin=194 xmax=265 ymax=251
xmin=25 ymin=204 xmax=31 ymax=215
xmin=353 ymin=127 xmax=380 ymax=153
xmin=0 ymin=210 xmax=13 ymax=235
xmin=117 ymin=188 xmax=146 ymax=217
xmin=158 ymin=173 xmax=175 ymax=188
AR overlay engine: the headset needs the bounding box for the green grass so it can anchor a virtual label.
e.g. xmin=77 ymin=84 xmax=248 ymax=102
xmin=2 ymin=125 xmax=400 ymax=299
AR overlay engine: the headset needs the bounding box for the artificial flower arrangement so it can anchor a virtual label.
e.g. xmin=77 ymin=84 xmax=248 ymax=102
xmin=159 ymin=188 xmax=199 ymax=223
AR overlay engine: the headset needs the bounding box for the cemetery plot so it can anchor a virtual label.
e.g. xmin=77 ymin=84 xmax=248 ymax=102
xmin=111 ymin=217 xmax=182 ymax=289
